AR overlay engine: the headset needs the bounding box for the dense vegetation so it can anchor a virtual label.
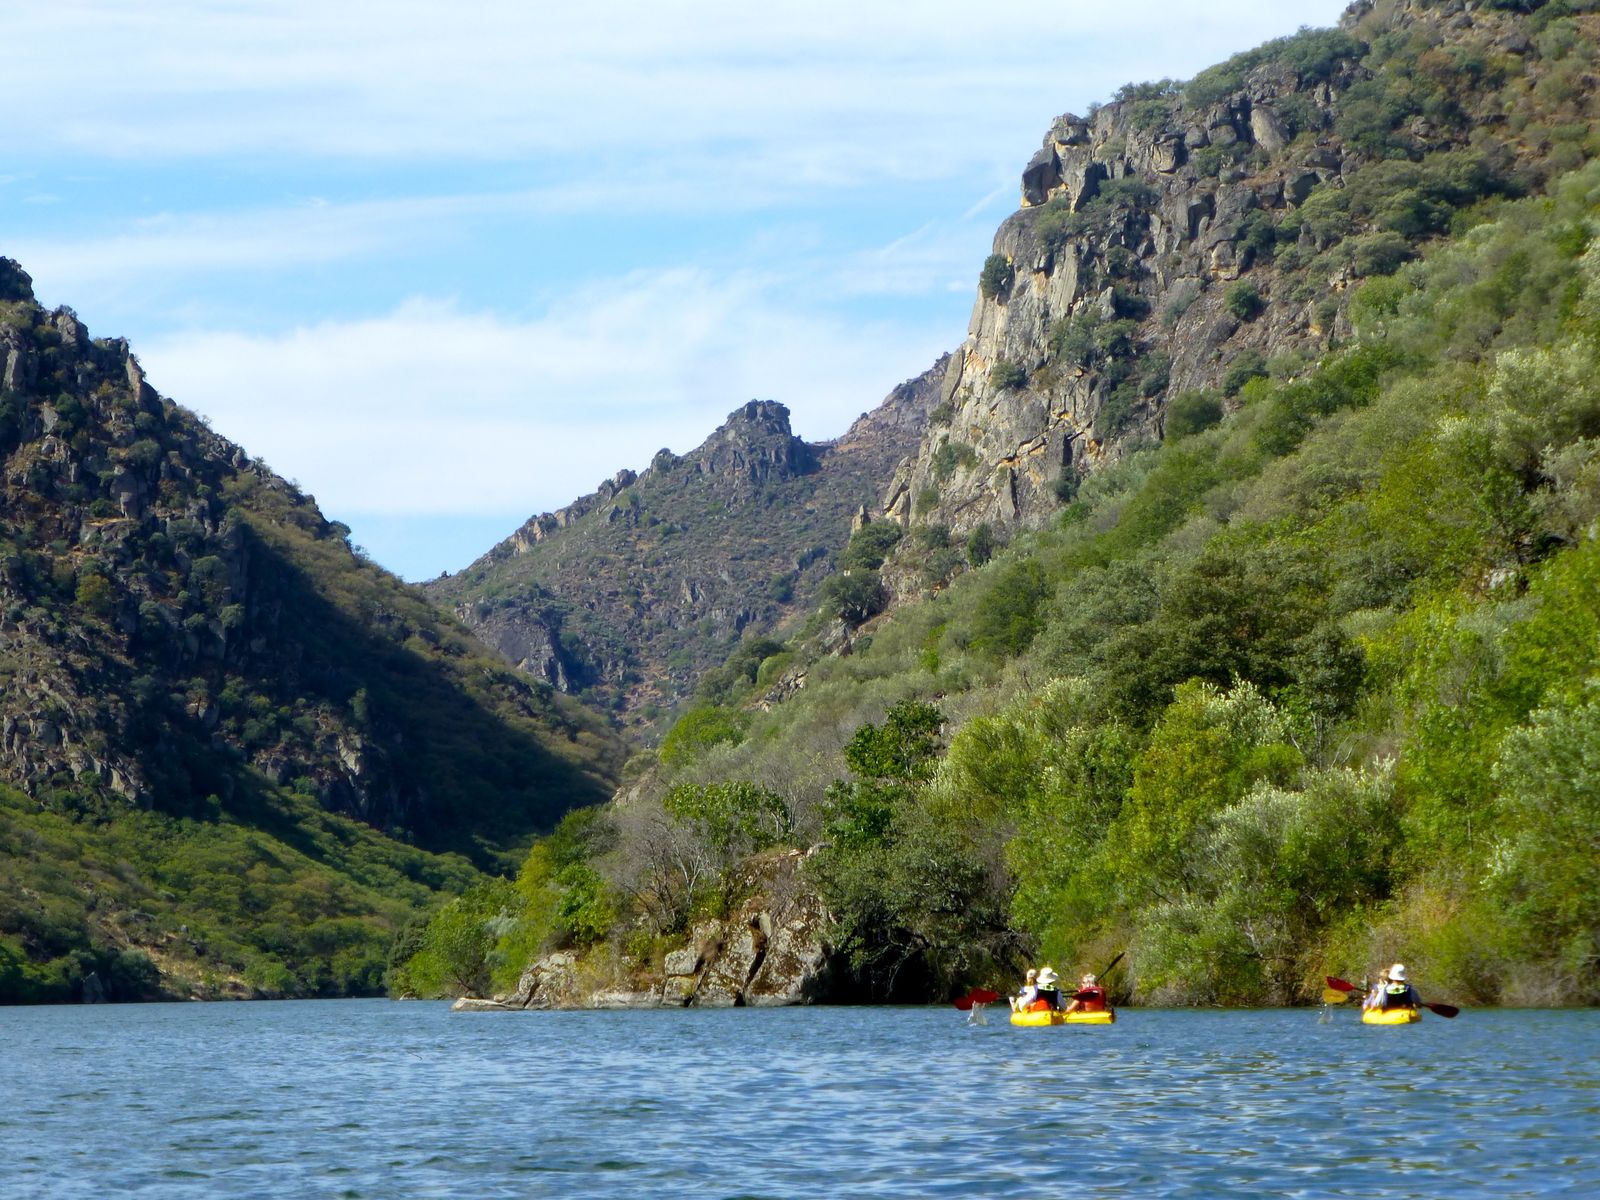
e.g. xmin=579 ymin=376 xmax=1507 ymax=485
xmin=400 ymin=5 xmax=1600 ymax=1007
xmin=0 ymin=780 xmax=479 ymax=1002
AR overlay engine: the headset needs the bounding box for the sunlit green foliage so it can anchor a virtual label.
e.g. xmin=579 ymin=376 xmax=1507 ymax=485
xmin=659 ymin=704 xmax=749 ymax=768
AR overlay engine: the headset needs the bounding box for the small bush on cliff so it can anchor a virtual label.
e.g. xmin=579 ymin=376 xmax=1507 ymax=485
xmin=839 ymin=522 xmax=904 ymax=572
xmin=931 ymin=438 xmax=979 ymax=483
xmin=1225 ymin=280 xmax=1266 ymax=321
xmin=1165 ymin=390 xmax=1225 ymax=440
xmin=988 ymin=360 xmax=1028 ymax=390
xmin=965 ymin=522 xmax=997 ymax=567
xmin=1223 ymin=350 xmax=1270 ymax=396
xmin=979 ymin=254 xmax=1014 ymax=299
xmin=819 ymin=569 xmax=887 ymax=626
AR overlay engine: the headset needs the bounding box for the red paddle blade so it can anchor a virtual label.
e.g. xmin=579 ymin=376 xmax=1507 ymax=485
xmin=971 ymin=989 xmax=999 ymax=1005
xmin=953 ymin=995 xmax=974 ymax=1011
xmin=1426 ymin=1002 xmax=1460 ymax=1019
xmin=1325 ymin=976 xmax=1358 ymax=993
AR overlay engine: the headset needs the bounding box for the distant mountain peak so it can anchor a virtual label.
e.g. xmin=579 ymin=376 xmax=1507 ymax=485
xmin=433 ymin=376 xmax=942 ymax=723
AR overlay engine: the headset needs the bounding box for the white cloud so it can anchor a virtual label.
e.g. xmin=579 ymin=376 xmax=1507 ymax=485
xmin=136 ymin=270 xmax=951 ymax=526
xmin=15 ymin=1 xmax=1353 ymax=164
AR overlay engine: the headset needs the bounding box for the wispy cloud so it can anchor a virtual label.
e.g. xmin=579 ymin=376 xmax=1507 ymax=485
xmin=14 ymin=1 xmax=1352 ymax=164
xmin=137 ymin=269 xmax=950 ymax=570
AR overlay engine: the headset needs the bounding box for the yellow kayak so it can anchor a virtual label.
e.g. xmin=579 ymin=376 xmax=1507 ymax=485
xmin=1010 ymin=1008 xmax=1115 ymax=1027
xmin=1362 ymin=1007 xmax=1421 ymax=1025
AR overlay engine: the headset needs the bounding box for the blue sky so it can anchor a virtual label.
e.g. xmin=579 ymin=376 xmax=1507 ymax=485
xmin=5 ymin=0 xmax=1352 ymax=581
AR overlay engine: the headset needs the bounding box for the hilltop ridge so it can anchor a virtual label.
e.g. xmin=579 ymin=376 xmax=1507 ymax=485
xmin=431 ymin=368 xmax=942 ymax=724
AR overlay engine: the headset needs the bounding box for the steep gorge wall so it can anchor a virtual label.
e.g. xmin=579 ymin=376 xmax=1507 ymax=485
xmin=882 ymin=0 xmax=1561 ymax=547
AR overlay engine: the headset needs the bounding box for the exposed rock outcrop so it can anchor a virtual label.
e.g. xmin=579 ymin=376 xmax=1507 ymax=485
xmin=880 ymin=0 xmax=1577 ymax=563
xmin=453 ymin=848 xmax=836 ymax=1010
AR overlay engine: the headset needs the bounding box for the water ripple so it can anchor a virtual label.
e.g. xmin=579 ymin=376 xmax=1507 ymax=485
xmin=1 ymin=1002 xmax=1597 ymax=1197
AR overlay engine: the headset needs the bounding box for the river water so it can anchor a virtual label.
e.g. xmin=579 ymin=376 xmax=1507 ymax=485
xmin=2 ymin=1001 xmax=1597 ymax=1198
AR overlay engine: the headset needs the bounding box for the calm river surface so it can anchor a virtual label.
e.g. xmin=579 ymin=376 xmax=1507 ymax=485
xmin=2 ymin=1001 xmax=1597 ymax=1198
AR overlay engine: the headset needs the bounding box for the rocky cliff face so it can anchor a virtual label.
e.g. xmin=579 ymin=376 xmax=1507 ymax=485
xmin=881 ymin=0 xmax=1577 ymax=550
xmin=0 ymin=257 xmax=621 ymax=853
xmin=432 ymin=374 xmax=941 ymax=723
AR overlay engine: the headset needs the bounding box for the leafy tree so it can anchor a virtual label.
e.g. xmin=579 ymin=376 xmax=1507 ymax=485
xmin=1102 ymin=681 xmax=1300 ymax=907
xmin=818 ymin=570 xmax=886 ymax=627
xmin=659 ymin=704 xmax=749 ymax=767
xmin=663 ymin=780 xmax=792 ymax=860
xmin=402 ymin=879 xmax=519 ymax=998
xmin=839 ymin=522 xmax=903 ymax=572
xmin=1491 ymin=691 xmax=1600 ymax=985
xmin=969 ymin=559 xmax=1050 ymax=658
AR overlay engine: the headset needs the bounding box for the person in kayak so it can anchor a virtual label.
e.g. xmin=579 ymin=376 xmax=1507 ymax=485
xmin=1064 ymin=972 xmax=1108 ymax=1014
xmin=1363 ymin=963 xmax=1421 ymax=1011
xmin=1034 ymin=966 xmax=1062 ymax=1010
xmin=1010 ymin=968 xmax=1039 ymax=1012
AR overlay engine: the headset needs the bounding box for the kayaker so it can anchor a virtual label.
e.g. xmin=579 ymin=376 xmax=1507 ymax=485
xmin=1035 ymin=966 xmax=1062 ymax=1010
xmin=1064 ymin=972 xmax=1108 ymax=1014
xmin=1363 ymin=963 xmax=1421 ymax=1011
xmin=1010 ymin=968 xmax=1039 ymax=1012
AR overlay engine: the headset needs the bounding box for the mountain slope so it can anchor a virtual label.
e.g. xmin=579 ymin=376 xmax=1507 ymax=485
xmin=0 ymin=260 xmax=626 ymax=1000
xmin=429 ymin=372 xmax=941 ymax=725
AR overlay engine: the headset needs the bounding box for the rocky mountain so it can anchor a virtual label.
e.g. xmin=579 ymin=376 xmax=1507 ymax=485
xmin=0 ymin=258 xmax=626 ymax=1000
xmin=429 ymin=371 xmax=941 ymax=724
xmin=397 ymin=0 xmax=1600 ymax=1013
xmin=883 ymin=0 xmax=1583 ymax=553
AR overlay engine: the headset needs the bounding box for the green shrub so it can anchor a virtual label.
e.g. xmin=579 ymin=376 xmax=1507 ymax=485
xmin=1165 ymin=390 xmax=1225 ymax=439
xmin=1222 ymin=350 xmax=1269 ymax=396
xmin=1224 ymin=280 xmax=1265 ymax=321
xmin=979 ymin=254 xmax=1013 ymax=299
xmin=659 ymin=705 xmax=749 ymax=767
xmin=970 ymin=559 xmax=1050 ymax=658
xmin=839 ymin=522 xmax=904 ymax=572
xmin=988 ymin=360 xmax=1028 ymax=390
xmin=931 ymin=438 xmax=979 ymax=482
xmin=819 ymin=570 xmax=887 ymax=626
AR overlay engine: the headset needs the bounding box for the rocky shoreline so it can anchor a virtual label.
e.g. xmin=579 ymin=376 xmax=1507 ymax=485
xmin=452 ymin=848 xmax=838 ymax=1012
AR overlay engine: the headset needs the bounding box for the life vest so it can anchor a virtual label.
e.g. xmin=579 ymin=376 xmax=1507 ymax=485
xmin=1380 ymin=982 xmax=1418 ymax=1009
xmin=1075 ymin=986 xmax=1107 ymax=1013
xmin=1036 ymin=987 xmax=1062 ymax=1010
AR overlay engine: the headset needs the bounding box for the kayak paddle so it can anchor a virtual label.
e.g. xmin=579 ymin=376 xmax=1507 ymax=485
xmin=953 ymin=988 xmax=1000 ymax=1012
xmin=1325 ymin=975 xmax=1460 ymax=1018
